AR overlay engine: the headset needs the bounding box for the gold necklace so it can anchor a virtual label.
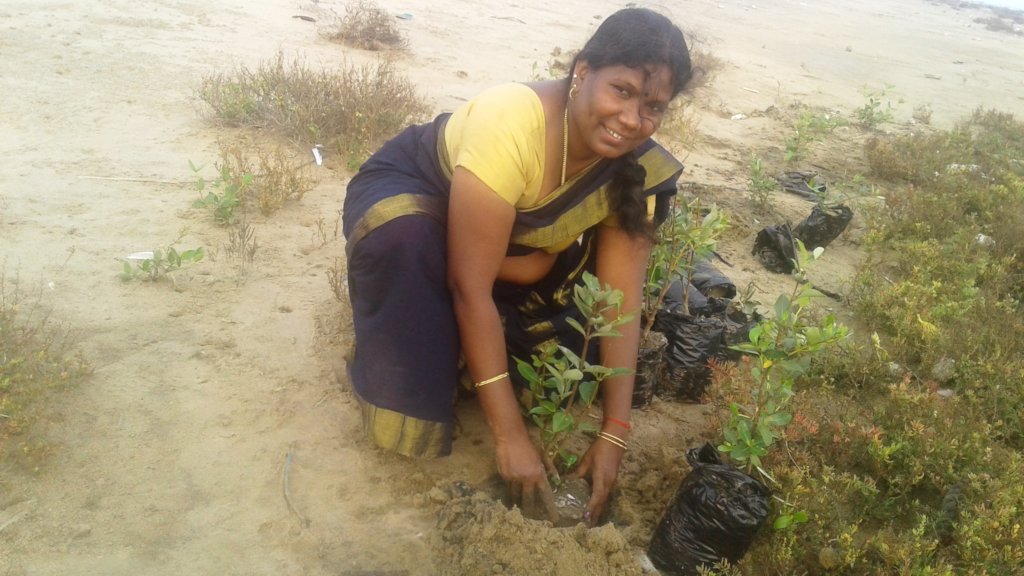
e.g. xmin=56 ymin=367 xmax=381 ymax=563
xmin=560 ymin=104 xmax=568 ymax=187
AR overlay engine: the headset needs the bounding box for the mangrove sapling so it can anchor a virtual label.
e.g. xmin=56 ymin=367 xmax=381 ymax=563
xmin=854 ymin=84 xmax=896 ymax=128
xmin=718 ymin=242 xmax=849 ymax=482
xmin=747 ymin=156 xmax=776 ymax=211
xmin=120 ymin=245 xmax=205 ymax=285
xmin=641 ymin=197 xmax=729 ymax=338
xmin=514 ymin=271 xmax=634 ymax=485
xmin=190 ymin=159 xmax=249 ymax=225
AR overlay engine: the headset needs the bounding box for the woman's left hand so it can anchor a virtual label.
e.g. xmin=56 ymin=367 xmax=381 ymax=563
xmin=571 ymin=436 xmax=626 ymax=526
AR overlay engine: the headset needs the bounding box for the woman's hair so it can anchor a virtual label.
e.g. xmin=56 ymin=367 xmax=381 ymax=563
xmin=571 ymin=8 xmax=693 ymax=240
xmin=573 ymin=7 xmax=693 ymax=98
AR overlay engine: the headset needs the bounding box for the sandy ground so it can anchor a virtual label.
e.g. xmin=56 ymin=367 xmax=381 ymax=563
xmin=1 ymin=0 xmax=1021 ymax=574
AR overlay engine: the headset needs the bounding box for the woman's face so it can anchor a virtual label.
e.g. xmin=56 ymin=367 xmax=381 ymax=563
xmin=571 ymin=62 xmax=673 ymax=159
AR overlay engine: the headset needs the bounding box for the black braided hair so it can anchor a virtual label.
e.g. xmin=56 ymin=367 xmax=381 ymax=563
xmin=571 ymin=8 xmax=693 ymax=239
xmin=609 ymin=151 xmax=653 ymax=240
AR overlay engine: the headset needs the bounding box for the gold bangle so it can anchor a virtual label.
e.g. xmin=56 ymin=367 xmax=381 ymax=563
xmin=474 ymin=371 xmax=509 ymax=389
xmin=597 ymin=431 xmax=628 ymax=451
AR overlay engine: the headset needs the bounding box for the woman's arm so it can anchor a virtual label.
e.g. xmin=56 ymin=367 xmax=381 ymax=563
xmin=447 ymin=167 xmax=556 ymax=520
xmin=574 ymin=222 xmax=653 ymax=524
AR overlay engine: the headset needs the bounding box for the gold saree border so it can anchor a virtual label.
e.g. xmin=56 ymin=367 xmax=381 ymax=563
xmin=510 ymin=145 xmax=683 ymax=249
xmin=357 ymin=394 xmax=451 ymax=458
xmin=345 ymin=194 xmax=446 ymax=258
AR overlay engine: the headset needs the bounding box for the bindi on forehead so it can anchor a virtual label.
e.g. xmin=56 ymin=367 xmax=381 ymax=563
xmin=641 ymin=69 xmax=672 ymax=102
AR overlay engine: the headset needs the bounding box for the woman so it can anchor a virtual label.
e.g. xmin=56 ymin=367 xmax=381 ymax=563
xmin=342 ymin=7 xmax=693 ymax=524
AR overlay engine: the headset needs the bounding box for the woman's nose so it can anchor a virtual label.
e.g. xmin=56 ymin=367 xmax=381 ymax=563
xmin=619 ymin=102 xmax=642 ymax=132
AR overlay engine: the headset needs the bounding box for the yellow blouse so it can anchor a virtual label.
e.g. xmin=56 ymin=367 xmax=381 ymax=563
xmin=443 ymin=83 xmax=549 ymax=209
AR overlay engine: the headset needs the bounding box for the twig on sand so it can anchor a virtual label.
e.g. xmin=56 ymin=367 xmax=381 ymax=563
xmin=0 ymin=500 xmax=36 ymax=535
xmin=741 ymin=87 xmax=761 ymax=94
xmin=79 ymin=176 xmax=191 ymax=184
xmin=283 ymin=444 xmax=310 ymax=527
xmin=0 ymin=511 xmax=28 ymax=534
xmin=314 ymin=390 xmax=333 ymax=407
xmin=492 ymin=15 xmax=526 ymax=24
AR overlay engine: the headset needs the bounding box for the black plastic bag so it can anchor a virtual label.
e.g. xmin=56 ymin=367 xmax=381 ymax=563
xmin=648 ymin=443 xmax=772 ymax=576
xmin=690 ymin=260 xmax=737 ymax=300
xmin=660 ymin=260 xmax=735 ymax=316
xmin=633 ymin=331 xmax=667 ymax=408
xmin=752 ymin=223 xmax=797 ymax=274
xmin=661 ymin=279 xmax=708 ymax=316
xmin=721 ymin=308 xmax=760 ymax=361
xmin=793 ymin=203 xmax=853 ymax=250
xmin=775 ymin=170 xmax=826 ymax=201
xmin=654 ymin=312 xmax=725 ymax=401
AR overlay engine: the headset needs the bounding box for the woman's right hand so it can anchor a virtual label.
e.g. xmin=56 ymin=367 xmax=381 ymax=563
xmin=495 ymin=435 xmax=557 ymax=522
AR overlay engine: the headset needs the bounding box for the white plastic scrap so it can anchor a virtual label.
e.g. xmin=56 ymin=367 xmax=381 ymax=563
xmin=946 ymin=163 xmax=981 ymax=174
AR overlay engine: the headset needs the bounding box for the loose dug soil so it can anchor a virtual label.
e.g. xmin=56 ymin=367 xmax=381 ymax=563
xmin=434 ymin=484 xmax=646 ymax=576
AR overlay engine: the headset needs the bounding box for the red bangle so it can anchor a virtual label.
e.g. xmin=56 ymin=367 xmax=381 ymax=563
xmin=604 ymin=416 xmax=631 ymax=431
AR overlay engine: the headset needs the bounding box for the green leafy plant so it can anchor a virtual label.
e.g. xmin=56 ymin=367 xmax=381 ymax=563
xmin=718 ymin=242 xmax=850 ymax=480
xmin=772 ymin=504 xmax=810 ymax=531
xmin=514 ymin=271 xmax=634 ymax=482
xmin=784 ymin=109 xmax=845 ymax=162
xmin=747 ymin=156 xmax=776 ymax=210
xmin=191 ymin=159 xmax=248 ymax=225
xmin=191 ymin=143 xmax=313 ymax=224
xmin=855 ymin=84 xmax=896 ymax=128
xmin=713 ymin=107 xmax=1024 ymax=576
xmin=120 ymin=244 xmax=205 ymax=284
xmin=642 ymin=197 xmax=729 ymax=337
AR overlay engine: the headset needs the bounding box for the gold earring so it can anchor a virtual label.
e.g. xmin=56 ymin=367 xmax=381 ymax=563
xmin=569 ymin=82 xmax=579 ymax=101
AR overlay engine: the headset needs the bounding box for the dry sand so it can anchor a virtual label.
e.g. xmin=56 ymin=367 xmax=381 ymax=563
xmin=1 ymin=0 xmax=1021 ymax=574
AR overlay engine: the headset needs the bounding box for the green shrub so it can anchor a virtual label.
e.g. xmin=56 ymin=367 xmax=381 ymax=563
xmin=711 ymin=108 xmax=1024 ymax=574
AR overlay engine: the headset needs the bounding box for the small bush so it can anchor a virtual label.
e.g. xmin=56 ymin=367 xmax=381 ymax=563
xmin=785 ymin=108 xmax=846 ymax=162
xmin=324 ymin=0 xmax=407 ymax=51
xmin=855 ymin=85 xmax=896 ymax=129
xmin=658 ymin=101 xmax=701 ymax=152
xmin=215 ymin=143 xmax=314 ymax=216
xmin=197 ymin=52 xmax=429 ymax=167
xmin=1 ymin=274 xmax=89 ymax=457
xmin=684 ymin=30 xmax=724 ymax=91
xmin=912 ymin=103 xmax=933 ymax=125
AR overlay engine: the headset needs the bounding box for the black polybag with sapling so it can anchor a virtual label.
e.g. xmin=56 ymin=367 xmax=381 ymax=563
xmin=653 ymin=310 xmax=724 ymax=401
xmin=648 ymin=443 xmax=772 ymax=576
xmin=653 ymin=259 xmax=753 ymax=400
